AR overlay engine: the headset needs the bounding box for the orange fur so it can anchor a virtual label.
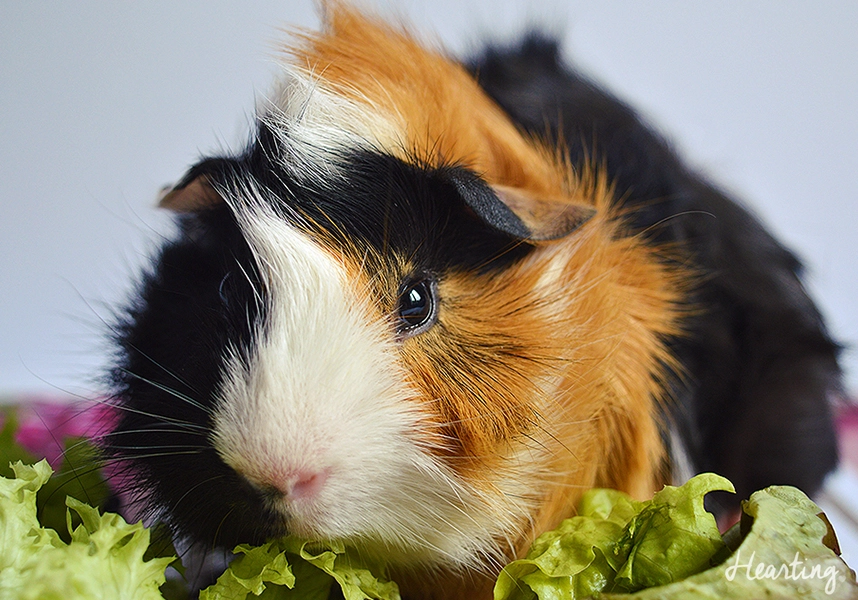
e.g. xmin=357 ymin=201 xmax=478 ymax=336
xmin=287 ymin=4 xmax=573 ymax=197
xmin=285 ymin=6 xmax=687 ymax=599
xmin=332 ymin=187 xmax=685 ymax=600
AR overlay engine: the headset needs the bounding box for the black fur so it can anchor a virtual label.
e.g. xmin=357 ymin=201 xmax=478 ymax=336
xmin=237 ymin=127 xmax=534 ymax=273
xmin=108 ymin=202 xmax=283 ymax=546
xmin=468 ymin=35 xmax=842 ymax=511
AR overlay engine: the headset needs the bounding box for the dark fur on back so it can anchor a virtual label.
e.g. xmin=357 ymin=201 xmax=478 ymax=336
xmin=468 ymin=36 xmax=842 ymax=510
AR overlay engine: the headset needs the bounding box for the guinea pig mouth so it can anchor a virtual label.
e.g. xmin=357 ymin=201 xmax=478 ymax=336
xmin=164 ymin=466 xmax=290 ymax=550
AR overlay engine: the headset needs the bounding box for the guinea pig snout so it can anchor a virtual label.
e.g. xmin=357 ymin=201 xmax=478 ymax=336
xmin=251 ymin=467 xmax=331 ymax=503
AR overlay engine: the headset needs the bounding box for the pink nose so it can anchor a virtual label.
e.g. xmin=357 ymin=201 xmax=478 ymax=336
xmin=238 ymin=464 xmax=331 ymax=502
xmin=288 ymin=469 xmax=329 ymax=500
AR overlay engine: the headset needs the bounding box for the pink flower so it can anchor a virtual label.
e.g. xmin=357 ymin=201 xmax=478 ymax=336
xmin=8 ymin=397 xmax=118 ymax=467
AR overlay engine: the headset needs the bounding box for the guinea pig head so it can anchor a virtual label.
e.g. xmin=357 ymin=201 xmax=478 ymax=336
xmin=108 ymin=5 xmax=684 ymax=591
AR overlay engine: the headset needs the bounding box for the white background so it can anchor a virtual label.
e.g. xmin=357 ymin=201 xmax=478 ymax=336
xmin=1 ymin=1 xmax=856 ymax=398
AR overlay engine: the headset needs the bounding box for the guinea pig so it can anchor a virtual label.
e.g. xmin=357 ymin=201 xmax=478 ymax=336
xmin=105 ymin=5 xmax=842 ymax=599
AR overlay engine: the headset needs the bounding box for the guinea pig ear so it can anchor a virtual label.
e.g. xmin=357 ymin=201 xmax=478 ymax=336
xmin=448 ymin=168 xmax=596 ymax=241
xmin=490 ymin=184 xmax=597 ymax=241
xmin=158 ymin=176 xmax=222 ymax=213
xmin=158 ymin=159 xmax=231 ymax=212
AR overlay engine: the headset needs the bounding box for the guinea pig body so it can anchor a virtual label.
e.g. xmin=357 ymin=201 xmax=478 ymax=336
xmin=467 ymin=34 xmax=843 ymax=510
xmin=107 ymin=7 xmax=841 ymax=599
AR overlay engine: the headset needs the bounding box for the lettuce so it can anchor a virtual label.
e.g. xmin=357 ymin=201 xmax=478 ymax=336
xmin=600 ymin=485 xmax=857 ymax=599
xmin=611 ymin=473 xmax=732 ymax=591
xmin=0 ymin=459 xmax=399 ymax=600
xmin=494 ymin=474 xmax=733 ymax=600
xmin=199 ymin=538 xmax=400 ymax=600
xmin=2 ymin=404 xmax=856 ymax=599
xmin=495 ymin=474 xmax=858 ymax=599
xmin=0 ymin=460 xmax=173 ymax=600
xmin=0 ymin=405 xmax=112 ymax=542
xmin=0 ymin=405 xmax=400 ymax=600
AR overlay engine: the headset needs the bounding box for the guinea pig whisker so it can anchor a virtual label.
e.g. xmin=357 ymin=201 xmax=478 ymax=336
xmin=106 ymin=403 xmax=209 ymax=433
xmin=167 ymin=473 xmax=228 ymax=520
xmin=234 ymin=259 xmax=265 ymax=308
xmin=98 ymin=450 xmax=208 ymax=463
xmin=638 ymin=209 xmax=717 ymax=239
xmin=518 ymin=430 xmax=553 ymax=454
xmin=106 ymin=444 xmax=208 ymax=453
xmin=533 ymin=430 xmax=591 ymax=463
xmin=120 ymin=340 xmax=202 ymax=396
xmin=473 ymin=238 xmax=532 ymax=273
xmin=423 ymin=481 xmax=525 ymax=564
xmin=35 ymin=464 xmax=112 ymax=509
xmin=211 ymin=504 xmax=239 ymax=551
xmin=118 ymin=369 xmax=212 ymax=416
xmin=49 ymin=436 xmax=201 ymax=488
xmin=38 ymin=485 xmax=108 ymax=518
xmin=58 ymin=436 xmax=107 ymax=457
xmin=88 ymin=427 xmax=208 ymax=441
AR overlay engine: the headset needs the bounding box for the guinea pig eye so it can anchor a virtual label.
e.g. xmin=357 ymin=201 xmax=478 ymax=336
xmin=396 ymin=276 xmax=438 ymax=338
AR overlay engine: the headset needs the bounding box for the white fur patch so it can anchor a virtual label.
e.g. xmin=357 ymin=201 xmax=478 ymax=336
xmin=261 ymin=66 xmax=404 ymax=185
xmin=210 ymin=193 xmax=531 ymax=570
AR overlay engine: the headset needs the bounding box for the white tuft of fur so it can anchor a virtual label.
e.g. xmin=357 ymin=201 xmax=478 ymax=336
xmin=210 ymin=186 xmax=532 ymax=570
xmin=260 ymin=66 xmax=403 ymax=186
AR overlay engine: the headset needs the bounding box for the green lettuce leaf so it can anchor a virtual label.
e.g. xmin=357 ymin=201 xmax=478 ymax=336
xmin=493 ymin=487 xmax=644 ymax=600
xmin=200 ymin=537 xmax=400 ymax=600
xmin=496 ymin=473 xmax=858 ymax=600
xmin=610 ymin=473 xmax=733 ymax=592
xmin=600 ymin=485 xmax=858 ymax=599
xmin=0 ymin=461 xmax=63 ymax=595
xmin=494 ymin=516 xmax=624 ymax=600
xmin=0 ymin=460 xmax=174 ymax=600
xmin=496 ymin=474 xmax=736 ymax=600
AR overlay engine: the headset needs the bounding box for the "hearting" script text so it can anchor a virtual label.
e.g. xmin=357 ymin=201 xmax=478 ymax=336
xmin=724 ymin=549 xmax=839 ymax=595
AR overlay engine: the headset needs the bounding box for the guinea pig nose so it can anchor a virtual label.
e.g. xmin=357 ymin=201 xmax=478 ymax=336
xmin=288 ymin=469 xmax=329 ymax=500
xmin=241 ymin=465 xmax=331 ymax=502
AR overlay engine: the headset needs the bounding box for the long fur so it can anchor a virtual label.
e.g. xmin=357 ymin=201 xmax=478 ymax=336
xmin=106 ymin=6 xmax=841 ymax=600
xmin=467 ymin=32 xmax=841 ymax=511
